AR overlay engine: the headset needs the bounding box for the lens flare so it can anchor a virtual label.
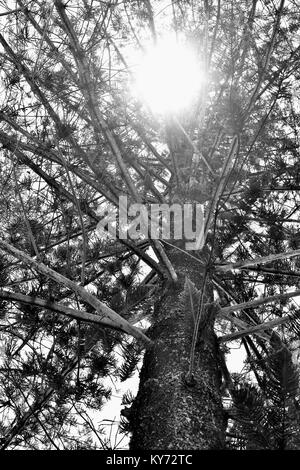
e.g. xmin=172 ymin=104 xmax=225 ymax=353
xmin=134 ymin=38 xmax=204 ymax=114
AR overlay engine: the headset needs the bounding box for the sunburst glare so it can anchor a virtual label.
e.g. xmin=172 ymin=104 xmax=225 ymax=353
xmin=133 ymin=37 xmax=204 ymax=114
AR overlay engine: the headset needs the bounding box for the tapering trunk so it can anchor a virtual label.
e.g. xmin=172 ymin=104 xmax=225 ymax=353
xmin=129 ymin=250 xmax=226 ymax=449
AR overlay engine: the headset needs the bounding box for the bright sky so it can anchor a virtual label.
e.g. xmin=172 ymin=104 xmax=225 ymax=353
xmin=132 ymin=36 xmax=205 ymax=114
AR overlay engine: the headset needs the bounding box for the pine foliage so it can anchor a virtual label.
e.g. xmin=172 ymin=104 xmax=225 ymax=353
xmin=117 ymin=340 xmax=142 ymax=382
xmin=229 ymin=334 xmax=300 ymax=450
xmin=0 ymin=0 xmax=299 ymax=449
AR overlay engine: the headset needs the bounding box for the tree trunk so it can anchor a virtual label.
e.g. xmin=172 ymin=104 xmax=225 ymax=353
xmin=129 ymin=249 xmax=226 ymax=449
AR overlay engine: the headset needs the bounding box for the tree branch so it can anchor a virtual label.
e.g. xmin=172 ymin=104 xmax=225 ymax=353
xmin=220 ymin=288 xmax=300 ymax=315
xmin=0 ymin=239 xmax=152 ymax=347
xmin=216 ymin=248 xmax=300 ymax=272
xmin=219 ymin=312 xmax=298 ymax=343
xmin=0 ymin=289 xmax=143 ymax=333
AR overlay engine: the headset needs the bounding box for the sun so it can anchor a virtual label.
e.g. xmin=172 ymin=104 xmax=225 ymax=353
xmin=133 ymin=38 xmax=204 ymax=114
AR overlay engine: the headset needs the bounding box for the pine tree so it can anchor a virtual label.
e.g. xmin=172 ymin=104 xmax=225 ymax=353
xmin=0 ymin=0 xmax=300 ymax=449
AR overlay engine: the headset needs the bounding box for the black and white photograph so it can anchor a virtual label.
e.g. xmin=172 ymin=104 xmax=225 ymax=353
xmin=0 ymin=0 xmax=299 ymax=456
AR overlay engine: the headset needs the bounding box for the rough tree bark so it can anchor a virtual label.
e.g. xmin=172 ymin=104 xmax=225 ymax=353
xmin=129 ymin=249 xmax=225 ymax=449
